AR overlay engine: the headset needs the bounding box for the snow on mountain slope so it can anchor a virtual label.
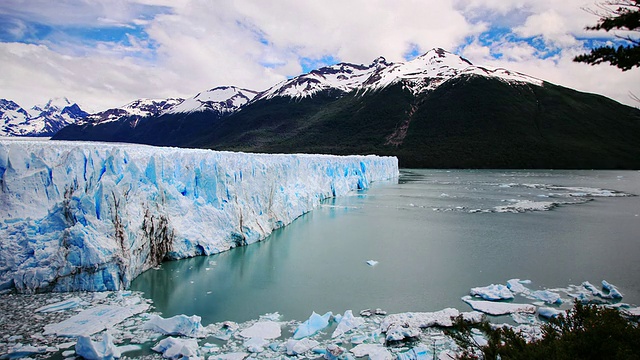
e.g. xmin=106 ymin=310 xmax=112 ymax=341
xmin=0 ymin=97 xmax=88 ymax=136
xmin=255 ymin=48 xmax=542 ymax=101
xmin=81 ymin=98 xmax=184 ymax=125
xmin=0 ymin=138 xmax=398 ymax=293
xmin=166 ymin=86 xmax=259 ymax=114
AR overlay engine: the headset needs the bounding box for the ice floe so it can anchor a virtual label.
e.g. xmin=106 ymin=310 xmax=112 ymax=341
xmin=462 ymin=296 xmax=536 ymax=316
xmin=531 ymin=290 xmax=563 ymax=304
xmin=582 ymin=280 xmax=624 ymax=300
xmin=144 ymin=314 xmax=207 ymax=338
xmin=43 ymin=303 xmax=149 ymax=337
xmin=350 ymin=343 xmax=393 ymax=360
xmin=506 ymin=279 xmax=532 ymax=295
xmin=35 ymin=297 xmax=87 ymax=313
xmin=332 ymin=310 xmax=365 ymax=338
xmin=470 ymin=284 xmax=514 ymax=301
xmin=293 ymin=311 xmax=332 ymax=339
xmin=285 ymin=338 xmax=319 ymax=355
xmin=151 ymin=337 xmax=200 ymax=359
xmin=238 ymin=321 xmax=281 ymax=340
xmin=75 ymin=332 xmax=120 ymax=360
xmin=537 ymin=307 xmax=564 ymax=319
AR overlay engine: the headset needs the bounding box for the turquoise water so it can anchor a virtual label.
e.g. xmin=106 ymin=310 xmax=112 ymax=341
xmin=131 ymin=169 xmax=640 ymax=324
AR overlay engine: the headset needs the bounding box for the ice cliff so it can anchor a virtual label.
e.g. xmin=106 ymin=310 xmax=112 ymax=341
xmin=0 ymin=139 xmax=398 ymax=293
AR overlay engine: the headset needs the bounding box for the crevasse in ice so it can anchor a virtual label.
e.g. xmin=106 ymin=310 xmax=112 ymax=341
xmin=0 ymin=139 xmax=398 ymax=293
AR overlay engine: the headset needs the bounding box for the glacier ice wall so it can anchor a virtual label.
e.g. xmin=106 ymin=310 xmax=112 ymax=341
xmin=0 ymin=139 xmax=398 ymax=293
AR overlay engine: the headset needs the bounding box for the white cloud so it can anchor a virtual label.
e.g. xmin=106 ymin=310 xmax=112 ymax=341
xmin=0 ymin=0 xmax=638 ymax=111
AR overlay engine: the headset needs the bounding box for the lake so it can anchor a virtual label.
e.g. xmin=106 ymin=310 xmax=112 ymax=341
xmin=131 ymin=169 xmax=640 ymax=325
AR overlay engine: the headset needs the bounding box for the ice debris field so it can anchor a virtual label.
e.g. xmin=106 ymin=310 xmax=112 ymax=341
xmin=0 ymin=139 xmax=398 ymax=293
xmin=0 ymin=279 xmax=637 ymax=359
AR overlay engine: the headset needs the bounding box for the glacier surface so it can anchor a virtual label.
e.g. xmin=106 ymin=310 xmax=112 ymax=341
xmin=0 ymin=139 xmax=398 ymax=293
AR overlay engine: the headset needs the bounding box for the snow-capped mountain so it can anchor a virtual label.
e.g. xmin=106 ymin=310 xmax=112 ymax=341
xmin=0 ymin=97 xmax=88 ymax=137
xmin=81 ymin=98 xmax=184 ymax=126
xmin=255 ymin=48 xmax=542 ymax=101
xmin=167 ymin=86 xmax=259 ymax=114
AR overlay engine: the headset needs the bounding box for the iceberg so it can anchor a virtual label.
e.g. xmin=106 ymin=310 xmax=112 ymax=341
xmin=332 ymin=310 xmax=365 ymax=338
xmin=380 ymin=309 xmax=484 ymax=342
xmin=0 ymin=139 xmax=398 ymax=293
xmin=238 ymin=321 xmax=281 ymax=339
xmin=506 ymin=279 xmax=531 ymax=295
xmin=285 ymin=338 xmax=319 ymax=355
xmin=350 ymin=344 xmax=393 ymax=360
xmin=470 ymin=284 xmax=514 ymax=301
xmin=531 ymin=290 xmax=562 ymax=304
xmin=293 ymin=311 xmax=332 ymax=339
xmin=583 ymin=280 xmax=623 ymax=300
xmin=537 ymin=307 xmax=564 ymax=319
xmin=144 ymin=314 xmax=206 ymax=338
xmin=35 ymin=296 xmax=86 ymax=312
xmin=462 ymin=296 xmax=536 ymax=316
xmin=151 ymin=337 xmax=200 ymax=359
xmin=43 ymin=303 xmax=149 ymax=336
xmin=602 ymin=280 xmax=623 ymax=299
xmin=75 ymin=333 xmax=121 ymax=360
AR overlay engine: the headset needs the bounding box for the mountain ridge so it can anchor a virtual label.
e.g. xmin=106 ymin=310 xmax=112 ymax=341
xmin=51 ymin=48 xmax=640 ymax=169
xmin=1 ymin=97 xmax=88 ymax=137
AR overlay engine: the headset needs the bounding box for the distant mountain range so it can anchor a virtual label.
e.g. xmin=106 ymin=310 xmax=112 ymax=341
xmin=27 ymin=48 xmax=640 ymax=168
xmin=0 ymin=97 xmax=88 ymax=137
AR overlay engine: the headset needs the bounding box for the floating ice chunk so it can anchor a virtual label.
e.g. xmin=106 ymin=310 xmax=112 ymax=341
xmin=332 ymin=310 xmax=365 ymax=338
xmin=366 ymin=260 xmax=379 ymax=266
xmin=75 ymin=332 xmax=121 ymax=360
xmin=151 ymin=337 xmax=199 ymax=359
xmin=293 ymin=311 xmax=332 ymax=339
xmin=35 ymin=297 xmax=87 ymax=312
xmin=582 ymin=281 xmax=603 ymax=297
xmin=44 ymin=304 xmax=149 ymax=336
xmin=494 ymin=200 xmax=560 ymax=213
xmin=239 ymin=321 xmax=281 ymax=339
xmin=582 ymin=281 xmax=623 ymax=300
xmin=144 ymin=314 xmax=206 ymax=338
xmin=506 ymin=279 xmax=531 ymax=295
xmin=285 ymin=338 xmax=319 ymax=355
xmin=211 ymin=353 xmax=249 ymax=360
xmin=397 ymin=346 xmax=431 ymax=360
xmin=462 ymin=296 xmax=536 ymax=316
xmin=385 ymin=326 xmax=422 ymax=342
xmin=470 ymin=284 xmax=514 ymax=301
xmin=324 ymin=344 xmax=347 ymax=359
xmin=243 ymin=337 xmax=269 ymax=353
xmin=531 ymin=290 xmax=562 ymax=304
xmin=624 ymin=307 xmax=640 ymax=317
xmin=381 ymin=308 xmax=480 ymax=341
xmin=511 ymin=313 xmax=537 ymax=325
xmin=3 ymin=344 xmax=51 ymax=359
xmin=350 ymin=344 xmax=393 ymax=360
xmin=602 ymin=280 xmax=623 ymax=299
xmin=538 ymin=307 xmax=564 ymax=319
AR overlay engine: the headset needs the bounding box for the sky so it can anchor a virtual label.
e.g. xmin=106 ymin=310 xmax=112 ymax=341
xmin=0 ymin=0 xmax=639 ymax=112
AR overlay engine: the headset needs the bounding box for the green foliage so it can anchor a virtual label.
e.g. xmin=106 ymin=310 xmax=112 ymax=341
xmin=448 ymin=302 xmax=640 ymax=360
xmin=574 ymin=0 xmax=640 ymax=70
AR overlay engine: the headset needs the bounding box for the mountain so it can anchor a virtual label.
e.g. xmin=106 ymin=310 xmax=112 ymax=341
xmin=55 ymin=87 xmax=259 ymax=145
xmin=167 ymin=86 xmax=258 ymax=114
xmin=53 ymin=48 xmax=640 ymax=169
xmin=1 ymin=97 xmax=88 ymax=137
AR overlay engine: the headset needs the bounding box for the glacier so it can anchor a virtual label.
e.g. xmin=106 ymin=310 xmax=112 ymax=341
xmin=0 ymin=139 xmax=398 ymax=293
